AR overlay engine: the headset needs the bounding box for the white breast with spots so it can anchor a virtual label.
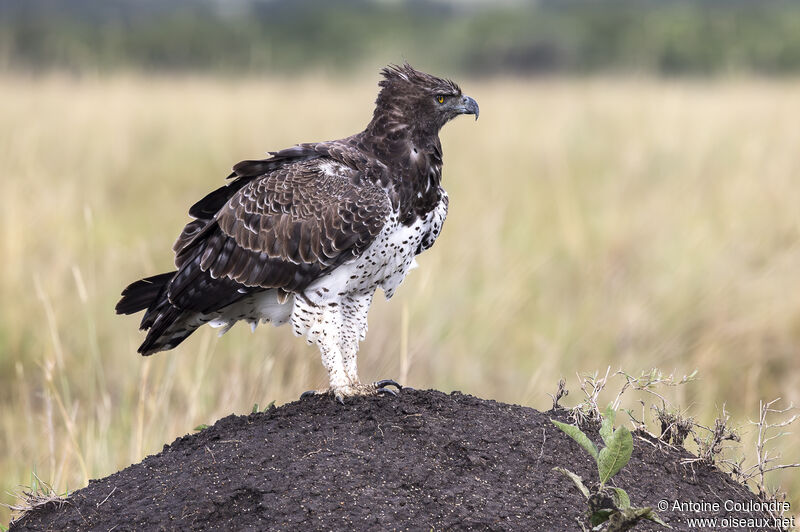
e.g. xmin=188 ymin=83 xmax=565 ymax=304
xmin=304 ymin=192 xmax=448 ymax=305
xmin=206 ymin=192 xmax=448 ymax=341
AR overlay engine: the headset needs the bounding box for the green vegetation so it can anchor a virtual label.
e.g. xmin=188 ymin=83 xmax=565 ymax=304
xmin=251 ymin=401 xmax=275 ymax=414
xmin=4 ymin=0 xmax=800 ymax=76
xmin=553 ymin=406 xmax=670 ymax=530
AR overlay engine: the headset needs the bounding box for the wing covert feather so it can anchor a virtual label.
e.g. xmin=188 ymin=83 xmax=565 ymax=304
xmin=168 ymin=157 xmax=390 ymax=309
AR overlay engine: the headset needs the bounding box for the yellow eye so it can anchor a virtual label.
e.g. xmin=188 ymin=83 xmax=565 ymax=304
xmin=436 ymin=95 xmax=445 ymax=104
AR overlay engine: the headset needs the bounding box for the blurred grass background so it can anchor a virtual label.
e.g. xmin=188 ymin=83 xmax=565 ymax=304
xmin=6 ymin=0 xmax=800 ymax=76
xmin=2 ymin=0 xmax=800 ymax=526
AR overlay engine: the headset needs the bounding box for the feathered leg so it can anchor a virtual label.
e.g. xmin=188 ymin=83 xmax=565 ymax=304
xmin=340 ymin=291 xmax=373 ymax=384
xmin=339 ymin=291 xmax=402 ymax=397
xmin=316 ymin=306 xmax=351 ymax=392
xmin=293 ymin=298 xmax=349 ymax=392
xmin=295 ymin=293 xmax=400 ymax=402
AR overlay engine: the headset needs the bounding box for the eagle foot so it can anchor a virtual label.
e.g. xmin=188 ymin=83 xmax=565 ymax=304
xmin=299 ymin=379 xmax=406 ymax=403
xmin=374 ymin=379 xmax=403 ymax=391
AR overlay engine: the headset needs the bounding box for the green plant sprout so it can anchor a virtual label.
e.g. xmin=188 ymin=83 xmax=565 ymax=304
xmin=552 ymin=405 xmax=671 ymax=531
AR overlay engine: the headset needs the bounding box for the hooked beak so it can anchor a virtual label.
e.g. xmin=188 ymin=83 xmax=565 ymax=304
xmin=458 ymin=95 xmax=479 ymax=121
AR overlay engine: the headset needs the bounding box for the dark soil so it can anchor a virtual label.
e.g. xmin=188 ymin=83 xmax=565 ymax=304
xmin=11 ymin=390 xmax=779 ymax=531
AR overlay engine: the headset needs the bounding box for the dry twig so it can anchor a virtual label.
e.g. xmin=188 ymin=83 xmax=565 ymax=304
xmin=548 ymin=378 xmax=568 ymax=410
xmin=742 ymin=399 xmax=799 ymax=507
xmin=3 ymin=472 xmax=70 ymax=525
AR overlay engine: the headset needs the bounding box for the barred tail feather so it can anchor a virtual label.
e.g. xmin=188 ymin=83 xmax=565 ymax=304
xmin=137 ymin=304 xmax=197 ymax=356
xmin=115 ymin=272 xmax=176 ymax=315
xmin=115 ymin=270 xmax=199 ymax=355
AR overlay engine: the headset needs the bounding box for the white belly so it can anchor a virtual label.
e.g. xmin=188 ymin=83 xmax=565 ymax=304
xmin=208 ymin=289 xmax=293 ymax=334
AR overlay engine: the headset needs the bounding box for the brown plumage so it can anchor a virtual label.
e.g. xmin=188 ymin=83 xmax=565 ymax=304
xmin=116 ymin=63 xmax=478 ymax=399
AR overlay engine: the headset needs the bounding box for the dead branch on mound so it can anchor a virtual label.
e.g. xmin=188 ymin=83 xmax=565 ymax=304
xmin=748 ymin=399 xmax=800 ymax=496
xmin=4 ymin=472 xmax=70 ymax=526
xmin=675 ymin=397 xmax=798 ymax=525
xmin=687 ymin=404 xmax=740 ymax=466
xmin=548 ymin=378 xmax=568 ymax=410
xmin=731 ymin=398 xmax=799 ymax=522
xmin=611 ymin=369 xmax=697 ymax=412
xmin=653 ymin=404 xmax=694 ymax=447
xmin=569 ymin=367 xmax=612 ymax=428
xmin=567 ymin=367 xmax=697 ymax=439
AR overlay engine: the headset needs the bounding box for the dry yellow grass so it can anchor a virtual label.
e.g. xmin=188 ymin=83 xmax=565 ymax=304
xmin=1 ymin=74 xmax=799 ymax=525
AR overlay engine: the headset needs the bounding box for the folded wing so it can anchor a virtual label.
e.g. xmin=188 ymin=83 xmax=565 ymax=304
xmin=167 ymin=157 xmax=391 ymax=314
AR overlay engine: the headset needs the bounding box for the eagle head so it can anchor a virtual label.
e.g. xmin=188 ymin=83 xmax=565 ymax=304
xmin=375 ymin=63 xmax=479 ymax=134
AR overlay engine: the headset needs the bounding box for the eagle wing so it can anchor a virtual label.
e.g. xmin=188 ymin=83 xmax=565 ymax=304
xmin=166 ymin=156 xmax=391 ymax=314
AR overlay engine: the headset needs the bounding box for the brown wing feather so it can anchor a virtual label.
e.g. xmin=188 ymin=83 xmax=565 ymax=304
xmin=167 ymin=156 xmax=390 ymax=313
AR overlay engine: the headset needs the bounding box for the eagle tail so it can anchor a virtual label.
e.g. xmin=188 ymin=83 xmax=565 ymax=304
xmin=116 ymin=271 xmax=198 ymax=355
xmin=137 ymin=304 xmax=195 ymax=356
xmin=115 ymin=271 xmax=175 ymax=315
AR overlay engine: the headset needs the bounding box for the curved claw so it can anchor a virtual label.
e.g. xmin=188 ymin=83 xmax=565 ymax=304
xmin=336 ymin=394 xmax=346 ymax=405
xmin=376 ymin=387 xmax=398 ymax=397
xmin=300 ymin=390 xmax=318 ymax=399
xmin=374 ymin=379 xmax=403 ymax=391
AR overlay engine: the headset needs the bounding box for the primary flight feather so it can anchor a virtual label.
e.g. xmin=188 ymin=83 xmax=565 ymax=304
xmin=116 ymin=64 xmax=479 ymax=400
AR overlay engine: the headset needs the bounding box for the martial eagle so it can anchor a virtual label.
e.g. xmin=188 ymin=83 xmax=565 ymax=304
xmin=116 ymin=64 xmax=479 ymax=400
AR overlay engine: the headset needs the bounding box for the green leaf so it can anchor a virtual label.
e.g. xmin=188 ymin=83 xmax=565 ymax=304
xmin=599 ymin=404 xmax=619 ymax=447
xmin=264 ymin=400 xmax=276 ymax=411
xmin=610 ymin=487 xmax=630 ymax=509
xmin=553 ymin=466 xmax=590 ymax=499
xmin=551 ymin=419 xmax=599 ymax=461
xmin=251 ymin=403 xmax=259 ymax=414
xmin=599 ymin=416 xmax=614 ymax=447
xmin=603 ymin=404 xmax=617 ymax=424
xmin=599 ymin=420 xmax=613 ymax=446
xmin=590 ymin=508 xmax=613 ymax=527
xmin=644 ymin=508 xmax=672 ymax=528
xmin=193 ymin=424 xmax=209 ymax=431
xmin=597 ymin=426 xmax=632 ymax=486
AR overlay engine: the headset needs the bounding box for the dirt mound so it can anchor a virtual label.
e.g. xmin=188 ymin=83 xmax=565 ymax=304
xmin=11 ymin=390 xmax=777 ymax=531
